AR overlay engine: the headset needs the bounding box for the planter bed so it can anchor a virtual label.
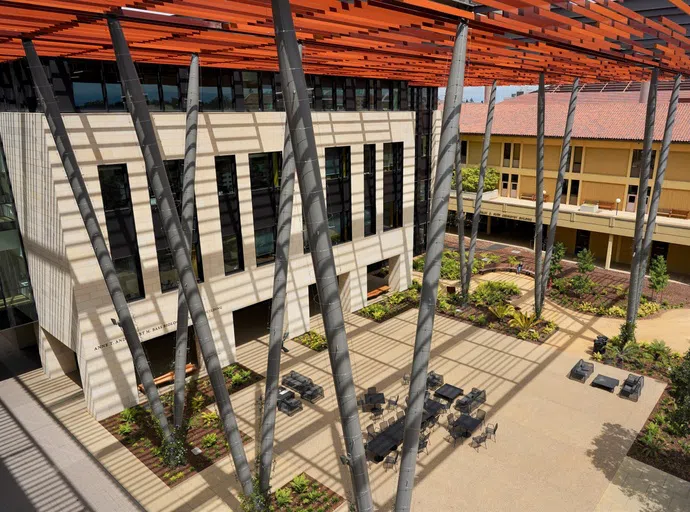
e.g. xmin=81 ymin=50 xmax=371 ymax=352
xmin=100 ymin=362 xmax=261 ymax=487
xmin=356 ymin=301 xmax=417 ymax=323
xmin=271 ymin=473 xmax=344 ymax=512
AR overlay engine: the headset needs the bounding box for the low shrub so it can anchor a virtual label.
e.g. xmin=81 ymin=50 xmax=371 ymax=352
xmin=488 ymin=303 xmax=515 ymax=320
xmin=191 ymin=393 xmax=207 ymax=414
xmin=118 ymin=422 xmax=133 ymax=437
xmin=200 ymin=411 xmax=220 ymax=428
xmin=569 ymin=274 xmax=595 ymax=296
xmin=201 ymin=433 xmax=217 ymax=448
xmin=507 ymin=255 xmax=521 ymax=266
xmin=469 ymin=281 xmax=520 ymax=308
xmin=275 ymin=488 xmax=293 ymax=507
xmin=479 ymin=252 xmax=500 ymax=264
xmin=359 ymin=303 xmax=388 ymax=321
xmin=413 ymin=256 xmax=425 ymax=272
xmin=290 ymin=474 xmax=310 ymax=494
xmin=638 ymin=301 xmax=661 ymax=318
xmin=294 ymin=331 xmax=328 ymax=351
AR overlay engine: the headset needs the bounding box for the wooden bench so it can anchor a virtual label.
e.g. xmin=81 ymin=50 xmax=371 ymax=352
xmin=658 ymin=208 xmax=672 ymax=217
xmin=137 ymin=363 xmax=198 ymax=393
xmin=669 ymin=210 xmax=690 ymax=219
xmin=598 ymin=201 xmax=614 ymax=211
xmin=520 ymin=193 xmax=549 ymax=201
xmin=367 ymin=285 xmax=390 ymax=300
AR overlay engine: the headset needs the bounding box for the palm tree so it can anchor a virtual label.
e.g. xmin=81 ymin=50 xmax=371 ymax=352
xmin=625 ymin=70 xmax=658 ymax=342
xmin=540 ymin=79 xmax=580 ymax=313
xmin=395 ymin=19 xmax=469 ymax=512
xmin=107 ymin=18 xmax=253 ymax=496
xmin=173 ymin=53 xmax=199 ymax=431
xmin=22 ymin=41 xmax=173 ymax=444
xmin=534 ymin=73 xmax=545 ymax=317
xmin=270 ymin=2 xmax=373 ymax=510
xmin=463 ymin=80 xmax=496 ymax=298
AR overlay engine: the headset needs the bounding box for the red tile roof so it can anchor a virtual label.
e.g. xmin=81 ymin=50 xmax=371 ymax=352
xmin=459 ymin=92 xmax=690 ymax=143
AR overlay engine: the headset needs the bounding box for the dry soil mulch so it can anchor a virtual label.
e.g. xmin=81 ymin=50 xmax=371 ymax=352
xmin=100 ymin=362 xmax=261 ymax=487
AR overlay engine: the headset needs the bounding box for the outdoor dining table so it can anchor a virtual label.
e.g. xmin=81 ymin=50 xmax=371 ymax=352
xmin=434 ymin=383 xmax=464 ymax=402
xmin=366 ymin=404 xmax=440 ymax=462
xmin=452 ymin=414 xmax=483 ymax=438
xmin=455 ymin=387 xmax=486 ymax=414
xmin=364 ymin=392 xmax=386 ymax=406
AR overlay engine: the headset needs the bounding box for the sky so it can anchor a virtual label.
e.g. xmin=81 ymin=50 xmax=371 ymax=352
xmin=439 ymin=85 xmax=538 ymax=103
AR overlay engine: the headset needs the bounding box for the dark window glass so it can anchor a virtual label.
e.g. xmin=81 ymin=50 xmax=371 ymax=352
xmin=102 ymin=62 xmax=125 ymax=111
xmin=138 ymin=64 xmax=161 ymax=111
xmin=322 ymin=76 xmax=334 ymax=111
xmin=368 ymin=79 xmax=376 ymax=110
xmin=325 ymin=146 xmax=351 ymax=245
xmin=569 ymin=179 xmax=580 ymax=205
xmin=249 ymin=152 xmax=282 ymax=265
xmin=150 ymin=160 xmax=204 ymax=292
xmin=355 ymin=81 xmax=367 ymax=110
xmin=381 ymin=81 xmax=391 ymax=111
xmin=98 ymin=164 xmax=144 ymax=301
xmin=335 ymin=78 xmax=345 ymax=110
xmin=70 ymin=61 xmax=105 ymax=111
xmin=220 ymin=71 xmax=234 ymax=110
xmin=243 ymin=71 xmax=260 ymax=111
xmin=460 ymin=140 xmax=468 ymax=164
xmin=215 ymin=156 xmax=244 ymax=274
xmin=364 ymin=144 xmax=376 ymax=237
xmin=383 ymin=142 xmax=403 ymax=231
xmin=392 ymin=81 xmax=400 ymax=110
xmin=572 ymin=146 xmax=583 ymax=173
xmin=503 ymin=143 xmax=511 ymax=167
xmin=421 ymin=135 xmax=430 ymax=158
xmin=160 ymin=67 xmax=180 ymax=111
xmin=200 ymin=69 xmax=220 ymax=110
xmin=261 ymin=73 xmax=274 ymax=111
xmin=512 ymin=144 xmax=521 ymax=168
xmin=631 ymin=149 xmax=657 ymax=178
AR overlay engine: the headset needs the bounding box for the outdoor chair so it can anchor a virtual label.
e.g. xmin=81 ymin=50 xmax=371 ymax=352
xmin=418 ymin=434 xmax=430 ymax=456
xmin=379 ymin=421 xmax=388 ymax=432
xmin=366 ymin=424 xmax=377 ymax=438
xmin=447 ymin=426 xmax=464 ymax=447
xmin=446 ymin=413 xmax=456 ymax=430
xmin=397 ymin=411 xmax=405 ymax=421
xmin=383 ymin=450 xmax=399 ymax=471
xmin=402 ymin=373 xmax=410 ymax=385
xmin=485 ymin=422 xmax=499 ymax=441
xmin=370 ymin=407 xmax=384 ymax=419
xmin=387 ymin=394 xmax=399 ymax=410
xmin=569 ymin=359 xmax=594 ymax=383
xmin=367 ymin=387 xmax=377 ymax=395
xmin=474 ymin=409 xmax=487 ymax=426
xmin=471 ymin=433 xmax=488 ymax=451
xmin=620 ymin=374 xmax=644 ymax=402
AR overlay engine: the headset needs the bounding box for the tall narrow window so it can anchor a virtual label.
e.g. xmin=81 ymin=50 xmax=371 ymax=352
xmin=381 ymin=81 xmax=391 ymax=111
xmin=335 ymin=77 xmax=345 ymax=110
xmin=512 ymin=143 xmax=521 ymax=168
xmin=321 ymin=76 xmax=334 ymax=111
xmin=367 ymin=79 xmax=376 ymax=110
xmin=102 ymin=62 xmax=125 ymax=111
xmin=149 ymin=160 xmax=204 ymax=292
xmin=630 ymin=149 xmax=657 ymax=178
xmin=160 ymin=66 xmax=180 ymax=111
xmin=503 ymin=143 xmax=512 ymax=167
xmin=249 ymin=152 xmax=282 ymax=265
xmin=138 ymin=64 xmax=161 ymax=111
xmin=383 ymin=142 xmax=404 ymax=230
xmin=364 ymin=144 xmax=376 ymax=236
xmin=199 ymin=69 xmax=220 ymax=111
xmin=261 ymin=73 xmax=274 ymax=111
xmin=355 ymin=79 xmax=367 ymax=110
xmin=503 ymin=143 xmax=521 ymax=168
xmin=325 ymin=147 xmax=351 ymax=245
xmin=220 ymin=71 xmax=234 ymax=110
xmin=98 ymin=164 xmax=145 ymax=301
xmin=242 ymin=71 xmax=260 ymax=111
xmin=70 ymin=60 xmax=105 ymax=111
xmin=569 ymin=179 xmax=580 ymax=205
xmin=571 ymin=146 xmax=583 ymax=173
xmin=460 ymin=140 xmax=468 ymax=164
xmin=215 ymin=156 xmax=244 ymax=274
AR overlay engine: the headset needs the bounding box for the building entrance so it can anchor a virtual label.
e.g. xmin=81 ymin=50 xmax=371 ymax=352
xmin=233 ymin=299 xmax=272 ymax=346
xmin=141 ymin=327 xmax=198 ymax=381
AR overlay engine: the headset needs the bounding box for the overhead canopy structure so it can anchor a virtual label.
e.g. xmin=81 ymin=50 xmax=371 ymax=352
xmin=0 ymin=1 xmax=689 ymax=86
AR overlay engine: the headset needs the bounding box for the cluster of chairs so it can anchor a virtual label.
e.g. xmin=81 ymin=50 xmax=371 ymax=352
xmin=569 ymin=359 xmax=644 ymax=402
xmin=444 ymin=409 xmax=498 ymax=451
xmin=281 ymin=371 xmax=325 ymax=404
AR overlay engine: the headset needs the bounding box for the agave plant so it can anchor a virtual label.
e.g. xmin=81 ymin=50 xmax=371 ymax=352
xmin=509 ymin=311 xmax=538 ymax=331
xmin=488 ymin=304 xmax=515 ymax=320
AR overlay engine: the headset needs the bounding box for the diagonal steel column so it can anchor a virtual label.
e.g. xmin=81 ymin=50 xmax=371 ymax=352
xmin=173 ymin=53 xmax=199 ymax=431
xmin=534 ymin=73 xmax=545 ymax=317
xmin=395 ymin=20 xmax=468 ymax=512
xmin=625 ymin=69 xmax=658 ymax=333
xmin=540 ymin=78 xmax=579 ymax=312
xmin=107 ymin=18 xmax=253 ymax=495
xmin=455 ymin=128 xmax=465 ymax=296
xmin=634 ymin=74 xmax=681 ymax=308
xmin=259 ymin=45 xmax=301 ymax=495
xmin=22 ymin=40 xmax=173 ymax=442
xmin=463 ymin=80 xmax=497 ymax=298
xmin=270 ymin=2 xmax=373 ymax=510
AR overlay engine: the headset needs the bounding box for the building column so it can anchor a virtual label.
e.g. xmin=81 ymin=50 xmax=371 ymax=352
xmin=350 ymin=265 xmax=368 ymax=313
xmin=605 ymin=233 xmax=614 ymax=270
xmin=36 ymin=325 xmax=77 ymax=379
xmin=338 ymin=272 xmax=352 ymax=313
xmin=389 ymin=253 xmax=409 ymax=293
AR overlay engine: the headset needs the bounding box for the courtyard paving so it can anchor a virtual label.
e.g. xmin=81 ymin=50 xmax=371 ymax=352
xmin=1 ymin=277 xmax=680 ymax=511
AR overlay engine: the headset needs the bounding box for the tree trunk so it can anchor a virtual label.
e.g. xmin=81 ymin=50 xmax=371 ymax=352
xmin=174 ymin=53 xmax=199 ymax=431
xmin=463 ymin=80 xmax=497 ymax=298
xmin=534 ymin=73 xmax=545 ymax=317
xmin=455 ymin=130 xmax=465 ymax=296
xmin=270 ymin=2 xmax=373 ymax=510
xmin=259 ymin=57 xmax=299 ymax=494
xmin=625 ymin=69 xmax=658 ymax=333
xmin=634 ymin=74 xmax=681 ymax=305
xmin=540 ymin=79 xmax=580 ymax=310
xmin=395 ymin=20 xmax=468 ymax=512
xmin=107 ymin=18 xmax=253 ymax=496
xmin=22 ymin=40 xmax=173 ymax=443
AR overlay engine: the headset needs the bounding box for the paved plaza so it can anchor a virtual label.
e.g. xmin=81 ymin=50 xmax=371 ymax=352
xmin=2 ymin=271 xmax=687 ymax=511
